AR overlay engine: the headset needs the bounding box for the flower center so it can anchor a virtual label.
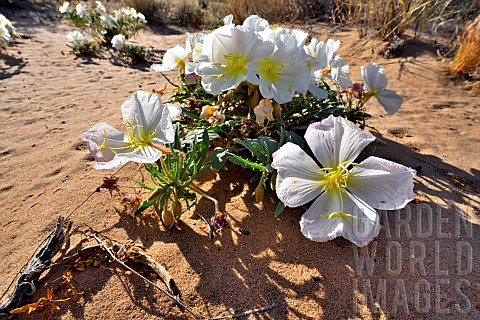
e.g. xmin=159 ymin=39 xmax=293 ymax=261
xmin=319 ymin=160 xmax=361 ymax=224
xmin=258 ymin=57 xmax=283 ymax=83
xmin=224 ymin=53 xmax=248 ymax=79
xmin=322 ymin=160 xmax=354 ymax=191
xmin=124 ymin=118 xmax=154 ymax=149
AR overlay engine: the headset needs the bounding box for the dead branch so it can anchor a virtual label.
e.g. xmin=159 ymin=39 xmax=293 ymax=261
xmin=0 ymin=217 xmax=71 ymax=318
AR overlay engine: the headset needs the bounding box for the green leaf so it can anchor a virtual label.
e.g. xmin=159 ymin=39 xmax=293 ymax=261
xmin=275 ymin=201 xmax=286 ymax=217
xmin=282 ymin=131 xmax=308 ymax=150
xmin=182 ymin=128 xmax=220 ymax=145
xmin=234 ymin=138 xmax=267 ymax=163
xmin=210 ymin=147 xmax=230 ymax=171
xmin=132 ymin=200 xmax=153 ymax=218
xmin=227 ymin=153 xmax=266 ymax=171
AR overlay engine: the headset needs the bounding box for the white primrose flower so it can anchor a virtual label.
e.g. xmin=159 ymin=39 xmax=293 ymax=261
xmin=0 ymin=25 xmax=10 ymax=41
xmin=59 ymin=2 xmax=70 ymax=13
xmin=95 ymin=1 xmax=106 ymax=12
xmin=151 ymin=44 xmax=191 ymax=72
xmin=111 ymin=34 xmax=126 ymax=50
xmin=330 ymin=55 xmax=352 ymax=89
xmin=186 ymin=32 xmax=204 ymax=63
xmin=0 ymin=14 xmax=13 ymax=29
xmin=361 ymin=63 xmax=403 ymax=115
xmin=122 ymin=7 xmax=137 ymax=19
xmin=83 ymin=91 xmax=175 ymax=170
xmin=307 ymin=38 xmax=351 ymax=89
xmin=76 ymin=3 xmax=87 ymax=17
xmin=271 ymin=115 xmax=415 ymax=247
xmin=197 ymin=26 xmax=274 ymax=95
xmin=247 ymin=32 xmax=310 ymax=104
xmin=66 ymin=31 xmax=85 ymax=45
xmin=137 ymin=12 xmax=147 ymax=23
xmin=242 ymin=15 xmax=269 ymax=32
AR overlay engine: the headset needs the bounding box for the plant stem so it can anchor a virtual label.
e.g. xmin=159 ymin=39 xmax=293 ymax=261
xmin=188 ymin=183 xmax=220 ymax=214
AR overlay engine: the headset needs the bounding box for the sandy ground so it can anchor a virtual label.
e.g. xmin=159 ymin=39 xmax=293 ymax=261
xmin=1 ymin=1 xmax=480 ymax=319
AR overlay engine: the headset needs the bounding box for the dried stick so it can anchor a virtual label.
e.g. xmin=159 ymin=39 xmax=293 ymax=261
xmin=92 ymin=235 xmax=285 ymax=320
xmin=0 ymin=217 xmax=72 ymax=318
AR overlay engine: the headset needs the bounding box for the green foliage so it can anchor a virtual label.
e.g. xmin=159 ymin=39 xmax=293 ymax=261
xmin=67 ymin=41 xmax=98 ymax=56
xmin=133 ymin=127 xmax=210 ymax=223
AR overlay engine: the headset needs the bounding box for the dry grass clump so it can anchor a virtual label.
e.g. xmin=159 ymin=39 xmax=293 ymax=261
xmin=225 ymin=0 xmax=323 ymax=24
xmin=124 ymin=0 xmax=230 ymax=28
xmin=123 ymin=0 xmax=171 ymax=24
xmin=332 ymin=0 xmax=454 ymax=39
xmin=449 ymin=15 xmax=480 ymax=76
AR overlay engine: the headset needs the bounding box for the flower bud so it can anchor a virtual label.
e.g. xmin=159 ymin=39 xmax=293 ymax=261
xmin=161 ymin=209 xmax=175 ymax=228
xmin=254 ymin=180 xmax=264 ymax=203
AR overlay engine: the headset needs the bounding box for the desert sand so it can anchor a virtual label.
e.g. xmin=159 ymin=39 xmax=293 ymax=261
xmin=1 ymin=1 xmax=480 ymax=319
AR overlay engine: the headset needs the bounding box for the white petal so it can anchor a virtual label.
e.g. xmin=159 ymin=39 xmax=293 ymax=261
xmin=165 ymin=103 xmax=182 ymax=120
xmin=271 ymin=143 xmax=325 ymax=207
xmin=362 ymin=63 xmax=387 ymax=92
xmin=308 ymin=82 xmax=328 ymax=99
xmin=300 ymin=189 xmax=380 ymax=247
xmin=151 ymin=45 xmax=187 ymax=72
xmin=82 ymin=122 xmax=130 ymax=162
xmin=94 ymin=145 xmax=162 ymax=170
xmin=348 ymin=156 xmax=415 ymax=210
xmin=375 ymin=89 xmax=403 ymax=115
xmin=121 ymin=91 xmax=174 ymax=144
xmin=305 ymin=116 xmax=375 ymax=168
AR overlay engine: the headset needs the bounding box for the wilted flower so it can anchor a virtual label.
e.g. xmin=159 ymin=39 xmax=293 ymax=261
xmin=58 ymin=2 xmax=70 ymax=13
xmin=361 ymin=63 xmax=403 ymax=115
xmin=253 ymin=99 xmax=274 ymax=126
xmin=98 ymin=176 xmax=121 ymax=198
xmin=211 ymin=212 xmax=230 ymax=233
xmin=271 ymin=115 xmax=415 ymax=247
xmin=82 ymin=91 xmax=175 ymax=170
xmin=66 ymin=31 xmax=85 ymax=45
xmin=111 ymin=34 xmax=126 ymax=50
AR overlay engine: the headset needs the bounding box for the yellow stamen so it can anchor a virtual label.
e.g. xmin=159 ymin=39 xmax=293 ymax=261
xmin=320 ymin=211 xmax=361 ymax=224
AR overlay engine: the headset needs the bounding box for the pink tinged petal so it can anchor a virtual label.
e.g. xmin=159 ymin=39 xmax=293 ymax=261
xmin=348 ymin=156 xmax=415 ymax=210
xmin=82 ymin=122 xmax=131 ymax=163
xmin=305 ymin=116 xmax=375 ymax=168
xmin=271 ymin=143 xmax=326 ymax=207
xmin=375 ymin=89 xmax=403 ymax=115
xmin=300 ymin=189 xmax=380 ymax=247
xmin=362 ymin=63 xmax=387 ymax=92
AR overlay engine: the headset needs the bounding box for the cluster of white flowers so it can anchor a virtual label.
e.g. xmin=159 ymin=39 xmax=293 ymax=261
xmin=151 ymin=14 xmax=402 ymax=112
xmin=59 ymin=1 xmax=146 ymax=52
xmin=82 ymin=14 xmax=414 ymax=247
xmin=0 ymin=13 xmax=16 ymax=49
